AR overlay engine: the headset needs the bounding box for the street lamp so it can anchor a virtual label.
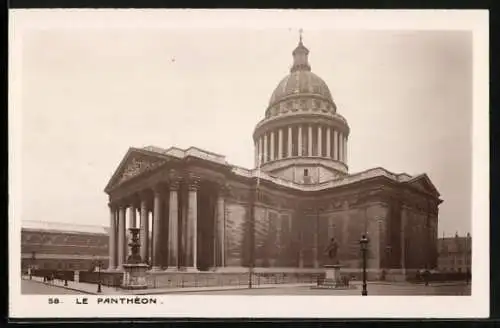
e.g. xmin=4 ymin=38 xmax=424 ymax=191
xmin=360 ymin=234 xmax=369 ymax=296
xmin=248 ymin=183 xmax=257 ymax=289
xmin=30 ymin=251 xmax=36 ymax=280
xmin=97 ymin=259 xmax=102 ymax=293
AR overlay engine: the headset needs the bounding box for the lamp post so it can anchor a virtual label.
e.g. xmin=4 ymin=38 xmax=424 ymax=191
xmin=97 ymin=259 xmax=102 ymax=293
xmin=248 ymin=153 xmax=262 ymax=289
xmin=30 ymin=251 xmax=36 ymax=280
xmin=360 ymin=234 xmax=369 ymax=296
xmin=248 ymin=183 xmax=257 ymax=289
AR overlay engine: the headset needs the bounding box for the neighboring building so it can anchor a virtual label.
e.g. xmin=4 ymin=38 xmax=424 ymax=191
xmin=21 ymin=220 xmax=109 ymax=271
xmin=438 ymin=233 xmax=472 ymax=273
xmin=104 ymin=37 xmax=443 ymax=278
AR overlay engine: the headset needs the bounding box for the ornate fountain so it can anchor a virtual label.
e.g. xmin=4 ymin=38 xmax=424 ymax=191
xmin=121 ymin=227 xmax=148 ymax=290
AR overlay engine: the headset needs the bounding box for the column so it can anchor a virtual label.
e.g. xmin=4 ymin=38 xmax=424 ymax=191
xmin=278 ymin=128 xmax=283 ymax=160
xmin=259 ymin=137 xmax=264 ymax=166
xmin=344 ymin=135 xmax=347 ymax=165
xmin=339 ymin=132 xmax=344 ymax=162
xmin=287 ymin=126 xmax=292 ymax=158
xmin=129 ymin=204 xmax=137 ymax=229
xmin=326 ymin=127 xmax=331 ymax=158
xmin=151 ymin=186 xmax=163 ymax=270
xmin=317 ymin=125 xmax=322 ymax=157
xmin=263 ymin=133 xmax=268 ymax=163
xmin=117 ymin=205 xmax=126 ymax=270
xmin=216 ymin=187 xmax=226 ymax=268
xmin=140 ymin=196 xmax=149 ymax=264
xmin=108 ymin=203 xmax=116 ymax=270
xmin=298 ymin=125 xmax=303 ymax=156
xmin=270 ymin=130 xmax=275 ymax=161
xmin=167 ymin=180 xmax=180 ymax=270
xmin=254 ymin=140 xmax=258 ymax=167
xmin=308 ymin=125 xmax=313 ymax=156
xmin=186 ymin=175 xmax=200 ymax=271
xmin=333 ymin=130 xmax=339 ymax=160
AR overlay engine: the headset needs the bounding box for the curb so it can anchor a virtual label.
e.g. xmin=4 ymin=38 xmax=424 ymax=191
xmin=144 ymin=284 xmax=315 ymax=294
xmin=24 ymin=277 xmax=314 ymax=295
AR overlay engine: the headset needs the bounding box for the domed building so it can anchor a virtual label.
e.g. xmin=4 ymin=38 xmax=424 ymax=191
xmin=253 ymin=36 xmax=349 ymax=183
xmin=104 ymin=37 xmax=442 ymax=284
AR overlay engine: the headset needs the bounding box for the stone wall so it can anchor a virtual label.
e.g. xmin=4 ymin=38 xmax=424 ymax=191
xmin=403 ymin=205 xmax=438 ymax=270
xmin=219 ymin=176 xmax=440 ymax=275
xmin=225 ymin=202 xmax=247 ymax=267
xmin=275 ymin=165 xmax=339 ymax=184
xmin=254 ymin=206 xmax=294 ymax=267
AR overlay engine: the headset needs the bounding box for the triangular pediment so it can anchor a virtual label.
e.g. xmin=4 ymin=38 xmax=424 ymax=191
xmin=405 ymin=174 xmax=440 ymax=197
xmin=105 ymin=148 xmax=168 ymax=192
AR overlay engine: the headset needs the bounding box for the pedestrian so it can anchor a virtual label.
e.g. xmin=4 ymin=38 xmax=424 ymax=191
xmin=423 ymin=269 xmax=430 ymax=286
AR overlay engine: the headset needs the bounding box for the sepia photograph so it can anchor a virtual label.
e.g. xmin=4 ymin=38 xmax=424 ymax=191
xmin=9 ymin=9 xmax=489 ymax=318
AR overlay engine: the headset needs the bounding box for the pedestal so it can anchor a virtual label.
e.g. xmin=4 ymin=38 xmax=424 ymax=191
xmin=323 ymin=264 xmax=342 ymax=286
xmin=74 ymin=271 xmax=80 ymax=283
xmin=122 ymin=263 xmax=148 ymax=290
xmin=312 ymin=264 xmax=356 ymax=290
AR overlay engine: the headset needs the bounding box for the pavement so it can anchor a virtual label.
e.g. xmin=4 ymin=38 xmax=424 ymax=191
xmin=22 ymin=279 xmax=83 ymax=295
xmin=179 ymin=282 xmax=471 ymax=296
xmin=22 ymin=276 xmax=315 ymax=295
xmin=21 ymin=276 xmax=471 ymax=296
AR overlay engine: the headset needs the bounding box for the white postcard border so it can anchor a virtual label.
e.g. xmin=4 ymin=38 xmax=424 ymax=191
xmin=9 ymin=9 xmax=489 ymax=318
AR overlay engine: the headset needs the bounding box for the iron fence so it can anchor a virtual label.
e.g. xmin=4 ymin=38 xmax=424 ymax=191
xmin=79 ymin=271 xmax=123 ymax=287
xmin=31 ymin=269 xmax=74 ymax=281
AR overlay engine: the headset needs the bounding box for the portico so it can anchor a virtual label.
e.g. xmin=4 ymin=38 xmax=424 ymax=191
xmin=106 ymin=159 xmax=227 ymax=272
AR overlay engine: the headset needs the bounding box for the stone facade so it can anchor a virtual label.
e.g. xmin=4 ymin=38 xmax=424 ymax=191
xmin=104 ymin=37 xmax=442 ymax=277
xmin=438 ymin=234 xmax=471 ymax=272
xmin=21 ymin=222 xmax=109 ymax=271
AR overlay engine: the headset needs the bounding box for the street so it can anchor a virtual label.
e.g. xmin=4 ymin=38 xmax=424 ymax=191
xmin=178 ymin=283 xmax=471 ymax=296
xmin=22 ymin=279 xmax=85 ymax=295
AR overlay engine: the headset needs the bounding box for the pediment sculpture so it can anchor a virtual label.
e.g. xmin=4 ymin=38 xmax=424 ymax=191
xmin=116 ymin=156 xmax=166 ymax=185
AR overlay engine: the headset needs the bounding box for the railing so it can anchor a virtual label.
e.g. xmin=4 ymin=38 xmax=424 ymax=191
xmin=407 ymin=271 xmax=471 ymax=283
xmin=79 ymin=271 xmax=123 ymax=287
xmin=146 ymin=271 xmax=325 ymax=289
xmin=27 ymin=269 xmax=358 ymax=290
xmin=31 ymin=269 xmax=74 ymax=281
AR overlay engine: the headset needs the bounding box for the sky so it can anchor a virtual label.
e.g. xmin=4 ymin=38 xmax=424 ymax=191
xmin=16 ymin=16 xmax=473 ymax=237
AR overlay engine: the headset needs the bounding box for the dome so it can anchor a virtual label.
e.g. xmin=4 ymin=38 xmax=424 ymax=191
xmin=267 ymin=37 xmax=335 ymax=109
xmin=268 ymin=70 xmax=334 ymax=107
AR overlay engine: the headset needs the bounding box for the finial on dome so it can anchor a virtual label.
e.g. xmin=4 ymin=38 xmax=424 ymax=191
xmin=291 ymin=29 xmax=311 ymax=73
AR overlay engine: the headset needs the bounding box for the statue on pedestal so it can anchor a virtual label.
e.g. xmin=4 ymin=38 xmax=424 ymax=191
xmin=324 ymin=237 xmax=340 ymax=265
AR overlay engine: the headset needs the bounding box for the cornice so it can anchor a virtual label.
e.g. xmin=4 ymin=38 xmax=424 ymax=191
xmin=261 ymin=157 xmax=348 ymax=175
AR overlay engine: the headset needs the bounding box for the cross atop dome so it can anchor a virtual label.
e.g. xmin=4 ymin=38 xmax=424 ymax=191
xmin=291 ymin=28 xmax=311 ymax=73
